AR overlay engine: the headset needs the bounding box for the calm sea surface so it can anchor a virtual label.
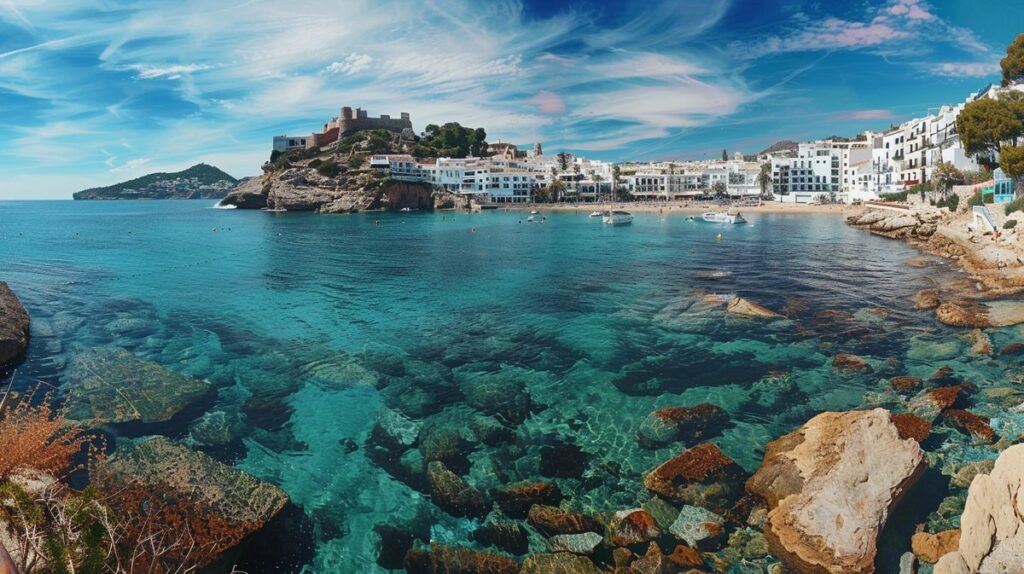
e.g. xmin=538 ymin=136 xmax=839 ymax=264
xmin=1 ymin=200 xmax=1017 ymax=572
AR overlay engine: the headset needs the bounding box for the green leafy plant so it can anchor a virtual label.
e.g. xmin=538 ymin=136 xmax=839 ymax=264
xmin=1004 ymin=219 xmax=1018 ymax=229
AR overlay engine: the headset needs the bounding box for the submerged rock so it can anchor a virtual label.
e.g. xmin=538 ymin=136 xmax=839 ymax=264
xmin=935 ymin=444 xmax=1024 ymax=574
xmin=727 ymin=297 xmax=784 ymax=319
xmin=546 ymin=532 xmax=603 ymax=555
xmin=0 ymin=282 xmax=30 ymax=368
xmin=520 ymin=552 xmax=601 ymax=574
xmin=608 ymin=509 xmax=660 ymax=547
xmin=636 ymin=403 xmax=729 ymax=449
xmin=63 ymin=347 xmax=210 ymax=425
xmin=913 ymin=288 xmax=940 ymax=310
xmin=668 ymin=505 xmax=725 ymax=549
xmin=539 ymin=443 xmax=590 ymax=479
xmin=91 ymin=436 xmax=287 ymax=567
xmin=890 ymin=375 xmax=924 ymax=395
xmin=908 ymin=384 xmax=972 ymax=422
xmin=643 ymin=443 xmax=746 ymax=514
xmin=426 ymin=461 xmax=490 ymax=518
xmin=746 ymin=409 xmax=925 ymax=574
xmin=527 ymin=505 xmax=602 ymax=538
xmin=891 ymin=413 xmax=932 ymax=443
xmin=832 ymin=353 xmax=873 ymax=374
xmin=944 ymin=409 xmax=997 ymax=443
xmin=404 ymin=543 xmax=519 ymax=574
xmin=493 ymin=482 xmax=563 ymax=519
xmin=474 ymin=519 xmax=528 ymax=555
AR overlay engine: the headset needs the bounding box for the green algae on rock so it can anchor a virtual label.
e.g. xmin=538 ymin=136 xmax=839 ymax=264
xmin=63 ymin=347 xmax=210 ymax=425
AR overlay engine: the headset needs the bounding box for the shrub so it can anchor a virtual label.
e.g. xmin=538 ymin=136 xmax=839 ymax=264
xmin=968 ymin=193 xmax=985 ymax=207
xmin=348 ymin=156 xmax=365 ymax=170
xmin=1004 ymin=219 xmax=1018 ymax=229
xmin=0 ymin=389 xmax=98 ymax=480
xmin=317 ymin=160 xmax=340 ymax=177
xmin=936 ymin=194 xmax=960 ymax=211
xmin=1005 ymin=196 xmax=1024 ymax=216
xmin=880 ymin=191 xmax=909 ymax=202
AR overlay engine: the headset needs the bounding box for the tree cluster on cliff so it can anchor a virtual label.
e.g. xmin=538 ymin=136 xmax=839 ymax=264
xmin=412 ymin=123 xmax=487 ymax=158
xmin=957 ymin=33 xmax=1024 ymax=179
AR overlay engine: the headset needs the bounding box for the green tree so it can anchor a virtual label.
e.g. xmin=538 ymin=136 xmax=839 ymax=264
xmin=757 ymin=162 xmax=773 ymax=199
xmin=712 ymin=181 xmax=727 ymax=196
xmin=1000 ymin=145 xmax=1024 ymax=179
xmin=721 ymin=148 xmax=728 ymax=161
xmin=1002 ymin=32 xmax=1024 ymax=86
xmin=956 ymin=97 xmax=1023 ymax=160
xmin=932 ymin=161 xmax=965 ymax=193
xmin=347 ymin=156 xmax=365 ymax=170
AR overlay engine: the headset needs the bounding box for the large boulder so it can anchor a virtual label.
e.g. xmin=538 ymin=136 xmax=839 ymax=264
xmin=63 ymin=347 xmax=210 ymax=425
xmin=0 ymin=282 xmax=30 ymax=367
xmin=746 ymin=409 xmax=926 ymax=574
xmin=219 ymin=176 xmax=268 ymax=209
xmin=91 ymin=436 xmax=287 ymax=568
xmin=426 ymin=461 xmax=490 ymax=518
xmin=935 ymin=444 xmax=1024 ymax=574
xmin=493 ymin=482 xmax=563 ymax=519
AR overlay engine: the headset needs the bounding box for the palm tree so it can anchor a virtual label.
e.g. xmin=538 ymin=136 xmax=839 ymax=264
xmin=757 ymin=162 xmax=773 ymax=200
xmin=591 ymin=174 xmax=604 ymax=203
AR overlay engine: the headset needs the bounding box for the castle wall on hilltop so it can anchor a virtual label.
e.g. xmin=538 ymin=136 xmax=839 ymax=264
xmin=272 ymin=106 xmax=413 ymax=153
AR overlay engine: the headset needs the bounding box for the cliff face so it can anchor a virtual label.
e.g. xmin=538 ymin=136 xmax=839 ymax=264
xmin=220 ymin=166 xmax=459 ymax=213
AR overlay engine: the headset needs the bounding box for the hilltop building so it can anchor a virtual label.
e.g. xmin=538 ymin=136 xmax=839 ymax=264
xmin=273 ymin=106 xmax=413 ymax=152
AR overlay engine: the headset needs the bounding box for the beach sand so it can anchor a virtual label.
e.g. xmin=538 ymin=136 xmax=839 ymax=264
xmin=503 ymin=201 xmax=857 ymax=216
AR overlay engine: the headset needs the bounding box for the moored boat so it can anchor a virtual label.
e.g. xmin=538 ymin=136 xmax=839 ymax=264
xmin=702 ymin=211 xmax=746 ymax=224
xmin=602 ymin=210 xmax=633 ymax=225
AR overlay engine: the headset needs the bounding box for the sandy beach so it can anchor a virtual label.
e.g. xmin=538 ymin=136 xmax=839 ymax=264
xmin=503 ymin=200 xmax=857 ymax=216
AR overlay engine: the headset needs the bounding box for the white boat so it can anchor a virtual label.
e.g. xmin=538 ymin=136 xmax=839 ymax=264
xmin=526 ymin=215 xmax=535 ymax=222
xmin=589 ymin=211 xmax=603 ymax=217
xmin=602 ymin=210 xmax=633 ymax=225
xmin=701 ymin=211 xmax=746 ymax=224
xmin=262 ymin=207 xmax=287 ymax=213
xmin=530 ymin=210 xmax=540 ymax=215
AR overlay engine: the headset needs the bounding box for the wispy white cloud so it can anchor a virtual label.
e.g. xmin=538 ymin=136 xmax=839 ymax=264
xmin=931 ymin=61 xmax=1001 ymax=78
xmin=831 ymin=109 xmax=896 ymax=121
xmin=325 ymin=53 xmax=373 ymax=76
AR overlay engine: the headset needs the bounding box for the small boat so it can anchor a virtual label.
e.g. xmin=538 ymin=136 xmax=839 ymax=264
xmin=262 ymin=207 xmax=287 ymax=213
xmin=400 ymin=207 xmax=411 ymax=212
xmin=589 ymin=211 xmax=603 ymax=217
xmin=530 ymin=210 xmax=540 ymax=215
xmin=701 ymin=211 xmax=746 ymax=224
xmin=602 ymin=210 xmax=633 ymax=225
xmin=526 ymin=215 xmax=535 ymax=222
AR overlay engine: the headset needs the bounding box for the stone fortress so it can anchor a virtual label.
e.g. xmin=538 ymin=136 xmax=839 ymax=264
xmin=272 ymin=106 xmax=413 ymax=153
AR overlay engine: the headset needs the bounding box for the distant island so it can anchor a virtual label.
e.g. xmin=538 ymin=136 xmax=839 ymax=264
xmin=73 ymin=163 xmax=238 ymax=200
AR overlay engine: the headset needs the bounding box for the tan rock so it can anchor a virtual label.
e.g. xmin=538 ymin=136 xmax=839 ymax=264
xmin=913 ymin=289 xmax=940 ymax=310
xmin=912 ymin=529 xmax=960 ymax=563
xmin=727 ymin=297 xmax=784 ymax=319
xmin=748 ymin=409 xmax=926 ymax=574
xmin=935 ymin=444 xmax=1024 ymax=574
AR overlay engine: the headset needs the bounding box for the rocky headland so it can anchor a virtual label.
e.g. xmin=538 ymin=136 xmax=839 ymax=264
xmin=0 ymin=282 xmax=29 ymax=368
xmin=73 ymin=163 xmax=237 ymax=200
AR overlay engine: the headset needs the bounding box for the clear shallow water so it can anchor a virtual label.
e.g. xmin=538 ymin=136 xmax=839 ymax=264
xmin=1 ymin=200 xmax=1019 ymax=572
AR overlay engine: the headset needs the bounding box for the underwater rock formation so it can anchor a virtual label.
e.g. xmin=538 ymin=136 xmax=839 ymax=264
xmin=0 ymin=282 xmax=30 ymax=367
xmin=426 ymin=460 xmax=491 ymax=518
xmin=493 ymin=482 xmax=563 ymax=519
xmin=636 ymin=403 xmax=729 ymax=449
xmin=63 ymin=347 xmax=210 ymax=424
xmin=746 ymin=409 xmax=925 ymax=574
xmin=643 ymin=443 xmax=746 ymax=515
xmin=726 ymin=297 xmax=784 ymax=319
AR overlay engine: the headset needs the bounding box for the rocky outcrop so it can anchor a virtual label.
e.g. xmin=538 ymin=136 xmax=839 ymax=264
xmin=846 ymin=207 xmax=943 ymax=239
xmin=62 ymin=347 xmax=210 ymax=425
xmin=746 ymin=409 xmax=925 ymax=574
xmin=220 ymin=165 xmax=454 ymax=213
xmin=636 ymin=404 xmax=729 ymax=449
xmin=912 ymin=529 xmax=960 ymax=564
xmin=913 ymin=289 xmax=940 ymax=310
xmin=0 ymin=282 xmax=30 ymax=368
xmin=935 ymin=444 xmax=1024 ymax=574
xmin=727 ymin=297 xmax=784 ymax=319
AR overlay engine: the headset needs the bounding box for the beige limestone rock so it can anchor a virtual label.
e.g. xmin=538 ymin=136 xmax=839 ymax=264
xmin=747 ymin=409 xmax=926 ymax=574
xmin=727 ymin=297 xmax=784 ymax=319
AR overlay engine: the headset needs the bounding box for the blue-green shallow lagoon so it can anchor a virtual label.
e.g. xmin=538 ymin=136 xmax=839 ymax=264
xmin=2 ymin=200 xmax=1022 ymax=572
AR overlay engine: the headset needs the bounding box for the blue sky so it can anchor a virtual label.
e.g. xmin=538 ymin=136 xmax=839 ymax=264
xmin=0 ymin=0 xmax=1021 ymax=199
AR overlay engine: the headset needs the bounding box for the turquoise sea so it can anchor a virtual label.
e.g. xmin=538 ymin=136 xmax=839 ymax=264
xmin=2 ymin=200 xmax=1020 ymax=572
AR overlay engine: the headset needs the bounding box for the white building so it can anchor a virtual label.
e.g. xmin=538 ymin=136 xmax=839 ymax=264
xmin=376 ymin=155 xmax=542 ymax=203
